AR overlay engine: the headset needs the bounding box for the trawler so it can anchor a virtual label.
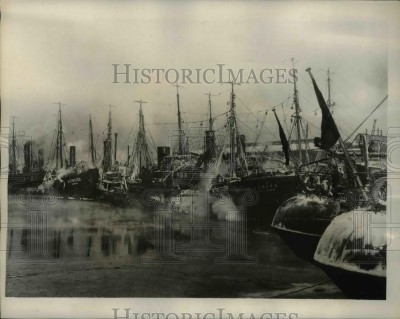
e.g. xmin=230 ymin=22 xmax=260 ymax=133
xmin=272 ymin=67 xmax=387 ymax=262
xmin=313 ymin=205 xmax=386 ymax=299
xmin=40 ymin=104 xmax=99 ymax=198
xmin=96 ymin=106 xmax=129 ymax=202
xmin=109 ymin=88 xmax=206 ymax=207
xmin=271 ymin=67 xmax=387 ymax=299
xmin=114 ymin=97 xmax=199 ymax=207
xmin=8 ymin=117 xmax=46 ymax=193
xmin=209 ymin=81 xmax=302 ymax=223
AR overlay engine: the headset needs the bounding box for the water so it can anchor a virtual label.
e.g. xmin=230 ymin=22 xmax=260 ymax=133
xmin=6 ymin=194 xmax=344 ymax=298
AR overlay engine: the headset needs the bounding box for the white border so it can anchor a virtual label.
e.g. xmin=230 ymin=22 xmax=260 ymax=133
xmin=1 ymin=1 xmax=399 ymax=318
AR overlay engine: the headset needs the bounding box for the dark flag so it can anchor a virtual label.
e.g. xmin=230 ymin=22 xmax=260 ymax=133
xmin=308 ymin=69 xmax=340 ymax=150
xmin=273 ymin=110 xmax=290 ymax=165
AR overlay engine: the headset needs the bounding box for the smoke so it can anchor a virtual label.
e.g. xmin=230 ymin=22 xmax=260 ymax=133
xmin=211 ymin=198 xmax=242 ymax=221
xmin=38 ymin=179 xmax=54 ymax=191
xmin=171 ymin=188 xmax=242 ymax=222
xmin=56 ymin=167 xmax=73 ymax=179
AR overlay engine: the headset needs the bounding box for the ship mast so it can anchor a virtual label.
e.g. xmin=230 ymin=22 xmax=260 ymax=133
xmin=228 ymin=82 xmax=237 ymax=178
xmin=206 ymin=92 xmax=214 ymax=131
xmin=107 ymin=105 xmax=112 ymax=148
xmin=89 ymin=115 xmax=96 ymax=165
xmin=292 ymin=58 xmax=302 ymax=163
xmin=174 ymin=85 xmax=185 ymax=155
xmin=114 ymin=133 xmax=118 ymax=163
xmin=371 ymin=119 xmax=377 ymax=135
xmin=327 ymin=68 xmax=335 ymax=113
xmin=54 ymin=102 xmax=65 ymax=169
xmin=134 ymin=99 xmax=148 ymax=172
xmin=203 ymin=92 xmax=218 ymax=163
xmin=306 ymin=68 xmax=368 ymax=201
xmin=10 ymin=116 xmax=17 ymax=173
xmin=102 ymin=105 xmax=113 ymax=172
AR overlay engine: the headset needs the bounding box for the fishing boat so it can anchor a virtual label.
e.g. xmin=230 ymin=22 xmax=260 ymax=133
xmin=7 ymin=117 xmax=46 ymax=193
xmin=98 ymin=100 xmax=175 ymax=207
xmin=96 ymin=106 xmax=129 ymax=202
xmin=40 ymin=104 xmax=99 ymax=198
xmin=153 ymin=86 xmax=202 ymax=190
xmin=272 ymin=67 xmax=387 ymax=267
xmin=272 ymin=141 xmax=386 ymax=262
xmin=209 ymin=81 xmax=302 ymax=223
xmin=124 ymin=100 xmax=157 ymax=197
xmin=123 ymin=91 xmax=204 ymax=207
xmin=313 ymin=208 xmax=387 ymax=299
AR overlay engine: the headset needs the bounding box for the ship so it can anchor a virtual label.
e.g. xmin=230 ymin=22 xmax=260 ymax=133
xmin=96 ymin=106 xmax=127 ymax=202
xmin=8 ymin=117 xmax=46 ymax=194
xmin=313 ymin=208 xmax=387 ymax=299
xmin=115 ymin=98 xmax=196 ymax=207
xmin=39 ymin=104 xmax=100 ymax=199
xmin=146 ymin=86 xmax=202 ymax=191
xmin=96 ymin=100 xmax=166 ymax=207
xmin=49 ymin=161 xmax=100 ymax=199
xmin=102 ymin=90 xmax=206 ymax=208
xmin=272 ymin=133 xmax=387 ymax=262
xmin=208 ymin=81 xmax=303 ymax=223
xmin=123 ymin=99 xmax=159 ymax=205
xmin=271 ymin=67 xmax=387 ymax=264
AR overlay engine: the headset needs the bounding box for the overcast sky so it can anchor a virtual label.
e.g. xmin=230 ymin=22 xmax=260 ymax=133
xmin=2 ymin=1 xmax=393 ymax=162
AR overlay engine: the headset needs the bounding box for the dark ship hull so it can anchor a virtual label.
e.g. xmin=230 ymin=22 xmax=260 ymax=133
xmin=52 ymin=168 xmax=100 ymax=198
xmin=106 ymin=167 xmax=189 ymax=208
xmin=313 ymin=210 xmax=387 ymax=299
xmin=211 ymin=174 xmax=301 ymax=224
xmin=273 ymin=227 xmax=323 ymax=262
xmin=119 ymin=180 xmax=180 ymax=209
xmin=8 ymin=171 xmax=46 ymax=194
xmin=271 ymin=195 xmax=341 ymax=262
xmin=314 ymin=263 xmax=386 ymax=300
xmin=97 ymin=172 xmax=125 ymax=204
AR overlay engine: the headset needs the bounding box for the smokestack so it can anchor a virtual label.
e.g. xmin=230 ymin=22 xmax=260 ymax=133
xmin=157 ymin=146 xmax=170 ymax=168
xmin=69 ymin=146 xmax=76 ymax=167
xmin=23 ymin=141 xmax=32 ymax=173
xmin=38 ymin=148 xmax=44 ymax=168
xmin=114 ymin=133 xmax=118 ymax=163
xmin=103 ymin=140 xmax=110 ymax=172
xmin=127 ymin=145 xmax=130 ymax=164
xmin=204 ymin=130 xmax=216 ymax=162
xmin=239 ymin=134 xmax=246 ymax=154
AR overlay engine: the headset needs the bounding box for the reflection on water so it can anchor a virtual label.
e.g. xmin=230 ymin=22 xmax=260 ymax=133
xmin=6 ymin=194 xmax=340 ymax=298
xmin=7 ymin=195 xmax=240 ymax=262
xmin=9 ymin=210 xmax=154 ymax=262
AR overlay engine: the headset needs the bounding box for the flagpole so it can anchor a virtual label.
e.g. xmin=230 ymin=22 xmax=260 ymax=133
xmin=306 ymin=67 xmax=368 ymax=202
xmin=337 ymin=137 xmax=368 ymax=201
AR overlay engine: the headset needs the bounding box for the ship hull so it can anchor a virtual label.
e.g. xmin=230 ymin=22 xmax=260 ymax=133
xmin=313 ymin=210 xmax=387 ymax=300
xmin=53 ymin=168 xmax=100 ymax=199
xmin=123 ymin=183 xmax=180 ymax=209
xmin=314 ymin=263 xmax=386 ymax=299
xmin=272 ymin=227 xmax=322 ymax=262
xmin=271 ymin=194 xmax=341 ymax=262
xmin=211 ymin=174 xmax=301 ymax=224
xmin=8 ymin=171 xmax=46 ymax=194
xmin=100 ymin=189 xmax=130 ymax=206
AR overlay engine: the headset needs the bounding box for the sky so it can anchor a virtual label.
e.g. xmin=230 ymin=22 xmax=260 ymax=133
xmin=1 ymin=0 xmax=392 ymax=164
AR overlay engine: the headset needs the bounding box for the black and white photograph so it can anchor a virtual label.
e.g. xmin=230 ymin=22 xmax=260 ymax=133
xmin=1 ymin=1 xmax=399 ymax=318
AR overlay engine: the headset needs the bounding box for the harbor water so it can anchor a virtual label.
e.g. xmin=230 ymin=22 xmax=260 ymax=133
xmin=6 ymin=194 xmax=344 ymax=298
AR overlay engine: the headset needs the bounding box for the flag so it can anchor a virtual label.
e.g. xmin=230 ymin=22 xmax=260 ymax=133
xmin=310 ymin=75 xmax=340 ymax=150
xmin=273 ymin=110 xmax=290 ymax=165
